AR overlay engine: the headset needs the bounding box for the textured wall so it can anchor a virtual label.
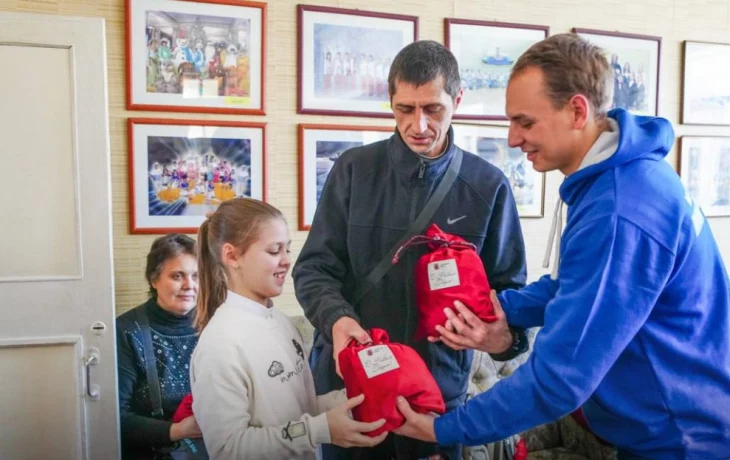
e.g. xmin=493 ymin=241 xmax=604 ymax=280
xmin=1 ymin=0 xmax=729 ymax=317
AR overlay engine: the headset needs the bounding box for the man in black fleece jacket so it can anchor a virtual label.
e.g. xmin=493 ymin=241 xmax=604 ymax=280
xmin=293 ymin=40 xmax=528 ymax=460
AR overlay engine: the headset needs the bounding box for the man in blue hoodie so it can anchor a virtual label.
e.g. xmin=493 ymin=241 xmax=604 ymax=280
xmin=394 ymin=33 xmax=730 ymax=459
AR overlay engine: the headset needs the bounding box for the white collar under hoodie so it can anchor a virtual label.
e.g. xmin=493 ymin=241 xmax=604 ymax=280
xmin=543 ymin=118 xmax=620 ymax=280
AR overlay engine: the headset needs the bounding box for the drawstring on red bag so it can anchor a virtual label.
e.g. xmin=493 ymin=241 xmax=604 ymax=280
xmin=393 ymin=224 xmax=497 ymax=341
xmin=392 ymin=234 xmax=477 ymax=265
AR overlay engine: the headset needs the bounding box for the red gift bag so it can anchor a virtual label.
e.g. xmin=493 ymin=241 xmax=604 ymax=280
xmin=338 ymin=328 xmax=445 ymax=436
xmin=393 ymin=223 xmax=497 ymax=341
xmin=172 ymin=393 xmax=194 ymax=423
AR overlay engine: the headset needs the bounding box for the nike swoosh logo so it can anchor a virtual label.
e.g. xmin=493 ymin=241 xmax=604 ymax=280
xmin=447 ymin=215 xmax=466 ymax=225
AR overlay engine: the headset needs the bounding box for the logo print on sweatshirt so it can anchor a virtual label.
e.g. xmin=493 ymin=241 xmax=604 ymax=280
xmin=268 ymin=361 xmax=284 ymax=378
xmin=292 ymin=339 xmax=305 ymax=361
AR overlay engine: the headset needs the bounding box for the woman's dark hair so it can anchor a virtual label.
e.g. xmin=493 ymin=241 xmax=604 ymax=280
xmin=145 ymin=233 xmax=197 ymax=298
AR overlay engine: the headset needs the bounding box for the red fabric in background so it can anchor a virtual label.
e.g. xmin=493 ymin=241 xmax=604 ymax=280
xmin=412 ymin=224 xmax=497 ymax=340
xmin=172 ymin=393 xmax=194 ymax=423
xmin=338 ymin=328 xmax=445 ymax=437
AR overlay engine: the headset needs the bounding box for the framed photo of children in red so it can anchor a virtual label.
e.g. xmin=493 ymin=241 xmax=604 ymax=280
xmin=297 ymin=5 xmax=418 ymax=118
xmin=126 ymin=0 xmax=266 ymax=115
xmin=128 ymin=118 xmax=266 ymax=234
xmin=572 ymin=28 xmax=661 ymax=116
xmin=298 ymin=124 xmax=393 ymax=230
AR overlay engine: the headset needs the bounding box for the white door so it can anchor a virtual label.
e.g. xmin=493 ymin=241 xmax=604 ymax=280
xmin=0 ymin=12 xmax=119 ymax=460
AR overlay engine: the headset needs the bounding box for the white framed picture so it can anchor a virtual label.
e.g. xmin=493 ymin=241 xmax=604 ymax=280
xmin=298 ymin=124 xmax=392 ymax=229
xmin=573 ymin=28 xmax=661 ymax=116
xmin=445 ymin=18 xmax=549 ymax=120
xmin=129 ymin=118 xmax=265 ymax=233
xmin=126 ymin=0 xmax=266 ymax=114
xmin=682 ymin=41 xmax=730 ymax=125
xmin=679 ymin=136 xmax=730 ymax=217
xmin=297 ymin=4 xmax=417 ymax=118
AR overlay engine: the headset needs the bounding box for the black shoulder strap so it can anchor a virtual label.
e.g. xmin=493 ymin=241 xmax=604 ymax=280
xmin=135 ymin=306 xmax=165 ymax=419
xmin=351 ymin=148 xmax=463 ymax=306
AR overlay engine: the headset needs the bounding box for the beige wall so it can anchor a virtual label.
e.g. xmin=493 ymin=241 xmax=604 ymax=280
xmin=2 ymin=0 xmax=729 ymax=317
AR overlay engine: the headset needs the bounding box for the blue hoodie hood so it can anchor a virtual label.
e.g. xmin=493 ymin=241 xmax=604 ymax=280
xmin=561 ymin=108 xmax=675 ymax=205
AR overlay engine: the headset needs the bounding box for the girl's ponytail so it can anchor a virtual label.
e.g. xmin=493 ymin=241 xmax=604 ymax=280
xmin=195 ymin=219 xmax=227 ymax=331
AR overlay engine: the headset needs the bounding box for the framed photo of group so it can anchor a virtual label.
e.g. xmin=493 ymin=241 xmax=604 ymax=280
xmin=572 ymin=28 xmax=661 ymax=116
xmin=682 ymin=41 xmax=730 ymax=125
xmin=128 ymin=118 xmax=266 ymax=234
xmin=297 ymin=4 xmax=418 ymax=118
xmin=298 ymin=124 xmax=393 ymax=229
xmin=679 ymin=136 xmax=730 ymax=217
xmin=126 ymin=0 xmax=267 ymax=115
xmin=452 ymin=124 xmax=545 ymax=217
xmin=445 ymin=18 xmax=549 ymax=120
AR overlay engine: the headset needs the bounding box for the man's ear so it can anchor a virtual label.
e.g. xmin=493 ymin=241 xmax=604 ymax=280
xmin=569 ymin=94 xmax=590 ymax=129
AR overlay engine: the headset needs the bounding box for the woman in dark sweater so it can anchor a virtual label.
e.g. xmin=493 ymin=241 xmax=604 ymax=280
xmin=116 ymin=233 xmax=202 ymax=460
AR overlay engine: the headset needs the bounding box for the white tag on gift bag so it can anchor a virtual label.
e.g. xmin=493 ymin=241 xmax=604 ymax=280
xmin=358 ymin=345 xmax=400 ymax=379
xmin=427 ymin=259 xmax=460 ymax=291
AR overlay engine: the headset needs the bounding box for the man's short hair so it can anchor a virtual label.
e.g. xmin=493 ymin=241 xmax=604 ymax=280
xmin=388 ymin=40 xmax=461 ymax=100
xmin=511 ymin=33 xmax=613 ymax=117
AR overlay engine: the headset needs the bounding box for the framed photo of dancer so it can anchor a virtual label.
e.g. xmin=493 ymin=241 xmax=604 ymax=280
xmin=679 ymin=136 xmax=730 ymax=217
xmin=128 ymin=118 xmax=266 ymax=234
xmin=572 ymin=28 xmax=661 ymax=116
xmin=452 ymin=124 xmax=545 ymax=217
xmin=298 ymin=124 xmax=393 ymax=230
xmin=126 ymin=0 xmax=266 ymax=115
xmin=297 ymin=5 xmax=418 ymax=118
xmin=445 ymin=18 xmax=549 ymax=120
xmin=682 ymin=41 xmax=730 ymax=125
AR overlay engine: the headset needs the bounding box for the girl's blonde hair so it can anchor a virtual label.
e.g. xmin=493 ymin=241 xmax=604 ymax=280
xmin=195 ymin=198 xmax=284 ymax=331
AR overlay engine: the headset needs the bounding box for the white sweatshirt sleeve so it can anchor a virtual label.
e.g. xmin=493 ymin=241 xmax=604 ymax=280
xmin=316 ymin=389 xmax=348 ymax=414
xmin=191 ymin=340 xmax=331 ymax=460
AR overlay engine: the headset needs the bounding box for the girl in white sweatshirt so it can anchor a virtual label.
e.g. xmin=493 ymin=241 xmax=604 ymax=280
xmin=190 ymin=198 xmax=387 ymax=460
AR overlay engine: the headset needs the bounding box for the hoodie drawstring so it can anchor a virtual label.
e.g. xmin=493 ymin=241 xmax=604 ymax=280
xmin=543 ymin=198 xmax=564 ymax=280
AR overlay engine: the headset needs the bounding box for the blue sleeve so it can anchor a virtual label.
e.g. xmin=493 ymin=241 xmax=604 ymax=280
xmin=498 ymin=274 xmax=559 ymax=329
xmin=434 ymin=215 xmax=674 ymax=446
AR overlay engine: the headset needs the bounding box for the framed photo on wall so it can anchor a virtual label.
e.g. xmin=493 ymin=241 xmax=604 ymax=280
xmin=452 ymin=124 xmax=545 ymax=217
xmin=126 ymin=0 xmax=266 ymax=115
xmin=445 ymin=18 xmax=549 ymax=120
xmin=682 ymin=41 xmax=730 ymax=125
xmin=298 ymin=124 xmax=393 ymax=229
xmin=128 ymin=118 xmax=266 ymax=234
xmin=297 ymin=5 xmax=418 ymax=118
xmin=573 ymin=28 xmax=661 ymax=116
xmin=679 ymin=136 xmax=730 ymax=217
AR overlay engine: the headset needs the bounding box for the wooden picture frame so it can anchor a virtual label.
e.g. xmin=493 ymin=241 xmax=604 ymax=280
xmin=678 ymin=136 xmax=730 ymax=217
xmin=573 ymin=28 xmax=661 ymax=116
xmin=126 ymin=0 xmax=267 ymax=115
xmin=297 ymin=4 xmax=418 ymax=118
xmin=298 ymin=123 xmax=393 ymax=230
xmin=128 ymin=117 xmax=266 ymax=234
xmin=681 ymin=41 xmax=730 ymax=125
xmin=445 ymin=18 xmax=549 ymax=120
